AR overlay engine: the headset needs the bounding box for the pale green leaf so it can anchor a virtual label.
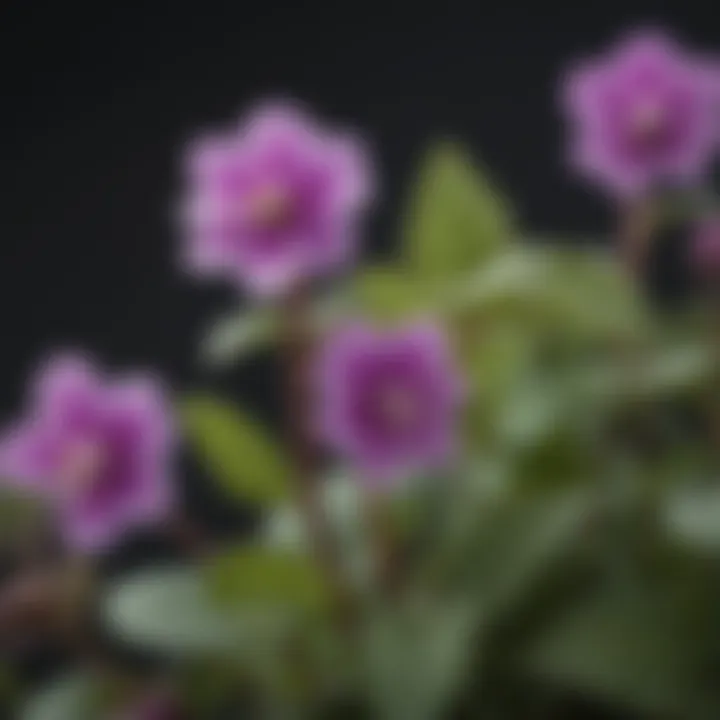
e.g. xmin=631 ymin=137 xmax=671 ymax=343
xmin=21 ymin=674 xmax=95 ymax=720
xmin=402 ymin=141 xmax=513 ymax=284
xmin=200 ymin=307 xmax=278 ymax=368
xmin=664 ymin=484 xmax=720 ymax=551
xmin=363 ymin=599 xmax=480 ymax=720
xmin=181 ymin=395 xmax=290 ymax=504
xmin=103 ymin=567 xmax=245 ymax=655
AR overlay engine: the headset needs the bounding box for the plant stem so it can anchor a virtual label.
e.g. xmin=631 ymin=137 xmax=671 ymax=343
xmin=280 ymin=287 xmax=343 ymax=596
xmin=616 ymin=196 xmax=656 ymax=275
xmin=363 ymin=489 xmax=402 ymax=595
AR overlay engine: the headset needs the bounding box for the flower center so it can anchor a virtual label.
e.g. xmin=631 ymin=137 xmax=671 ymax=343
xmin=629 ymin=101 xmax=666 ymax=142
xmin=57 ymin=440 xmax=106 ymax=498
xmin=245 ymin=184 xmax=293 ymax=230
xmin=379 ymin=386 xmax=418 ymax=429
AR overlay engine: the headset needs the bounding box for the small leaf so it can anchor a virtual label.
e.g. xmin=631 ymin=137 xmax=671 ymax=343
xmin=664 ymin=484 xmax=720 ymax=551
xmin=200 ymin=307 xmax=278 ymax=368
xmin=103 ymin=566 xmax=244 ymax=655
xmin=181 ymin=395 xmax=291 ymax=504
xmin=363 ymin=599 xmax=480 ymax=720
xmin=200 ymin=293 xmax=353 ymax=369
xmin=21 ymin=674 xmax=95 ymax=720
xmin=207 ymin=546 xmax=329 ymax=614
xmin=469 ymin=487 xmax=593 ymax=614
xmin=402 ymin=141 xmax=513 ymax=284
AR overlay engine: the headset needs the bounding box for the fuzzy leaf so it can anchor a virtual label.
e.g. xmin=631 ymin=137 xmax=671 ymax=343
xmin=402 ymin=141 xmax=513 ymax=284
xmin=103 ymin=567 xmax=244 ymax=655
xmin=21 ymin=674 xmax=95 ymax=720
xmin=181 ymin=395 xmax=291 ymax=504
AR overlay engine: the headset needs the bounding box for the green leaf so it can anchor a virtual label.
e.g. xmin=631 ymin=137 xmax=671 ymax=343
xmin=200 ymin=307 xmax=278 ymax=368
xmin=402 ymin=141 xmax=513 ymax=284
xmin=102 ymin=566 xmax=245 ymax=655
xmin=207 ymin=546 xmax=330 ymax=614
xmin=21 ymin=674 xmax=96 ymax=720
xmin=354 ymin=266 xmax=430 ymax=323
xmin=664 ymin=484 xmax=720 ymax=551
xmin=521 ymin=583 xmax=709 ymax=715
xmin=181 ymin=395 xmax=291 ymax=504
xmin=447 ymin=246 xmax=646 ymax=340
xmin=263 ymin=472 xmax=374 ymax=592
xmin=469 ymin=487 xmax=593 ymax=614
xmin=0 ymin=490 xmax=46 ymax=547
xmin=200 ymin=293 xmax=353 ymax=369
xmin=363 ymin=599 xmax=480 ymax=720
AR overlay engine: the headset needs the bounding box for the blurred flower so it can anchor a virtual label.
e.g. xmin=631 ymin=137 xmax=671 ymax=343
xmin=181 ymin=99 xmax=374 ymax=297
xmin=561 ymin=28 xmax=720 ymax=198
xmin=315 ymin=322 xmax=463 ymax=487
xmin=691 ymin=213 xmax=720 ymax=275
xmin=0 ymin=352 xmax=176 ymax=553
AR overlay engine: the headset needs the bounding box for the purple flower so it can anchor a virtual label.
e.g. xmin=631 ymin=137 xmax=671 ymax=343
xmin=561 ymin=28 xmax=720 ymax=198
xmin=0 ymin=352 xmax=176 ymax=553
xmin=315 ymin=322 xmax=463 ymax=487
xmin=691 ymin=214 xmax=720 ymax=274
xmin=181 ymin=99 xmax=374 ymax=297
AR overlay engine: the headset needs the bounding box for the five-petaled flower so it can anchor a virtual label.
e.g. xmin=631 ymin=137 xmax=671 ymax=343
xmin=315 ymin=322 xmax=463 ymax=488
xmin=0 ymin=352 xmax=176 ymax=553
xmin=181 ymin=99 xmax=374 ymax=297
xmin=561 ymin=28 xmax=720 ymax=198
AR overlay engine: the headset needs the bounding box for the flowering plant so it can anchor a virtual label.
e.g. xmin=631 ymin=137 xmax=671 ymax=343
xmin=2 ymin=27 xmax=720 ymax=720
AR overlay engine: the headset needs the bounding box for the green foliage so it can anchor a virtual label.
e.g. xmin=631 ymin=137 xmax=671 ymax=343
xmin=181 ymin=394 xmax=291 ymax=504
xmin=361 ymin=599 xmax=480 ymax=720
xmin=353 ymin=266 xmax=428 ymax=323
xmin=20 ymin=674 xmax=96 ymax=720
xmin=207 ymin=546 xmax=330 ymax=614
xmin=102 ymin=566 xmax=245 ymax=655
xmin=521 ymin=580 xmax=713 ymax=715
xmin=401 ymin=141 xmax=514 ymax=284
xmin=0 ymin=489 xmax=46 ymax=547
xmin=200 ymin=306 xmax=278 ymax=367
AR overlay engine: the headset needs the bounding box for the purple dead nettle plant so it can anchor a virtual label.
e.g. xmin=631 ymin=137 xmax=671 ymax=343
xmin=0 ymin=352 xmax=176 ymax=553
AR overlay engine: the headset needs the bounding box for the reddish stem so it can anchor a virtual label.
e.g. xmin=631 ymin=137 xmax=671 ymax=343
xmin=280 ymin=287 xmax=341 ymax=587
xmin=616 ymin=197 xmax=656 ymax=275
